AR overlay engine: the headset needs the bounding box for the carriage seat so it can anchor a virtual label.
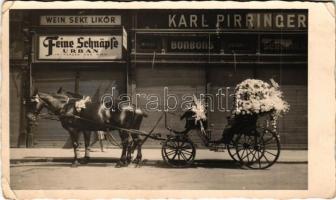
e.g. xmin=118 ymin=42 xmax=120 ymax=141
xmin=180 ymin=110 xmax=208 ymax=130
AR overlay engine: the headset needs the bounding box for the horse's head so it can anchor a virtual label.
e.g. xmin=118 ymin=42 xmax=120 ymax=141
xmin=26 ymin=88 xmax=71 ymax=121
xmin=26 ymin=89 xmax=44 ymax=121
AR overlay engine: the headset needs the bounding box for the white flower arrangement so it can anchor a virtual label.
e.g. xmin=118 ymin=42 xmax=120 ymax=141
xmin=75 ymin=96 xmax=92 ymax=112
xmin=188 ymin=95 xmax=207 ymax=124
xmin=232 ymin=79 xmax=289 ymax=117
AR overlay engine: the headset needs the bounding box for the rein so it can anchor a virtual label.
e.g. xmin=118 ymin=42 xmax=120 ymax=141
xmin=33 ymin=93 xmax=165 ymax=142
xmin=67 ymin=113 xmax=164 ymax=140
xmin=38 ymin=113 xmax=60 ymax=121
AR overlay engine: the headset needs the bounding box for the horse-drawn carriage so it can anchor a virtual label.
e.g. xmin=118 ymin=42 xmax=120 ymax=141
xmin=26 ymin=79 xmax=288 ymax=169
xmin=161 ymin=109 xmax=280 ymax=169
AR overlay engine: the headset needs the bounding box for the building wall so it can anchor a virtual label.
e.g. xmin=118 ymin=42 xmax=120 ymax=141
xmin=9 ymin=9 xmax=308 ymax=149
xmin=10 ymin=66 xmax=22 ymax=147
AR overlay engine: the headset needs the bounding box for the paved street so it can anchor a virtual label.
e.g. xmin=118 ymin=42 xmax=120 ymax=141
xmin=10 ymin=148 xmax=307 ymax=190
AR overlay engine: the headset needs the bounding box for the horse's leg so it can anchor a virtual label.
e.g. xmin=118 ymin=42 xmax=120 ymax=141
xmin=116 ymin=130 xmax=129 ymax=167
xmin=68 ymin=128 xmax=80 ymax=167
xmin=82 ymin=130 xmax=91 ymax=164
xmin=90 ymin=132 xmax=99 ymax=148
xmin=131 ymin=117 xmax=144 ymax=166
xmin=99 ymin=132 xmax=104 ymax=152
xmin=126 ymin=135 xmax=134 ymax=164
xmin=132 ymin=134 xmax=143 ymax=166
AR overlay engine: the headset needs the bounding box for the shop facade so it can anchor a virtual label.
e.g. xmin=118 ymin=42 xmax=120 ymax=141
xmin=131 ymin=10 xmax=307 ymax=148
xmin=9 ymin=9 xmax=308 ymax=149
xmin=10 ymin=10 xmax=130 ymax=147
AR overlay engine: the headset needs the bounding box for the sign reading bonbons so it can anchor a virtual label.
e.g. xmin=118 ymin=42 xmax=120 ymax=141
xmin=167 ymin=37 xmax=219 ymax=53
xmin=38 ymin=35 xmax=122 ymax=60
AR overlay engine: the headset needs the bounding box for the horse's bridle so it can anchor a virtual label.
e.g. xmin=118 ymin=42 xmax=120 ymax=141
xmin=28 ymin=92 xmax=87 ymax=122
xmin=26 ymin=94 xmax=45 ymax=121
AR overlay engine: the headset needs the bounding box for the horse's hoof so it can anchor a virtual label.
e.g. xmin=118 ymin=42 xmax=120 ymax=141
xmin=71 ymin=161 xmax=79 ymax=168
xmin=126 ymin=156 xmax=133 ymax=164
xmin=81 ymin=157 xmax=90 ymax=164
xmin=133 ymin=158 xmax=142 ymax=167
xmin=115 ymin=162 xmax=126 ymax=168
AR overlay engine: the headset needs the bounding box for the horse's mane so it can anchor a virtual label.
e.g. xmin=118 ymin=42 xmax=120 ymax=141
xmin=39 ymin=92 xmax=70 ymax=103
xmin=65 ymin=91 xmax=83 ymax=99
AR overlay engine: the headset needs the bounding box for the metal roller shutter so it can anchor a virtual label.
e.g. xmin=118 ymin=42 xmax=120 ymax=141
xmin=78 ymin=67 xmax=126 ymax=100
xmin=207 ymin=65 xmax=255 ymax=141
xmin=32 ymin=66 xmax=127 ymax=148
xmin=207 ymin=64 xmax=307 ymax=149
xmin=76 ymin=67 xmax=126 ymax=149
xmin=135 ymin=64 xmax=206 ymax=147
xmin=32 ymin=69 xmax=76 ymax=147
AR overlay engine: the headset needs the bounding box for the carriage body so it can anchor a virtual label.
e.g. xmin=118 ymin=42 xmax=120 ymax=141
xmin=161 ymin=110 xmax=281 ymax=169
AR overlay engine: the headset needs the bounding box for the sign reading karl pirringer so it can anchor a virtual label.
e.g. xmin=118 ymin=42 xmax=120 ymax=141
xmin=40 ymin=15 xmax=121 ymax=26
xmin=38 ymin=35 xmax=122 ymax=60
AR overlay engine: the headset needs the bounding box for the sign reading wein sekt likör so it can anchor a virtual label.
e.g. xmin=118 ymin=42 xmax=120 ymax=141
xmin=40 ymin=15 xmax=121 ymax=26
xmin=38 ymin=35 xmax=122 ymax=60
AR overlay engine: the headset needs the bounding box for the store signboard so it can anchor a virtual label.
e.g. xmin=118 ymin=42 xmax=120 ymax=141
xmin=40 ymin=15 xmax=121 ymax=26
xmin=122 ymin=27 xmax=127 ymax=50
xmin=38 ymin=35 xmax=122 ymax=60
xmin=261 ymin=36 xmax=307 ymax=53
xmin=167 ymin=37 xmax=220 ymax=53
xmin=137 ymin=10 xmax=308 ymax=31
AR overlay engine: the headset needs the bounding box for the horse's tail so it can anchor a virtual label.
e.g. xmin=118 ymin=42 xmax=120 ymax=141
xmin=129 ymin=104 xmax=148 ymax=118
xmin=142 ymin=111 xmax=148 ymax=118
xmin=135 ymin=108 xmax=148 ymax=118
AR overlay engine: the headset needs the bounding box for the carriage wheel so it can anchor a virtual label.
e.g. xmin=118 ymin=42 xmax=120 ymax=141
xmin=161 ymin=136 xmax=196 ymax=168
xmin=226 ymin=134 xmax=240 ymax=162
xmin=235 ymin=129 xmax=280 ymax=169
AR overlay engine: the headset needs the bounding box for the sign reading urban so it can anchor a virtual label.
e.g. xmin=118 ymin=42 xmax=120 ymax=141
xmin=40 ymin=15 xmax=121 ymax=26
xmin=38 ymin=35 xmax=122 ymax=60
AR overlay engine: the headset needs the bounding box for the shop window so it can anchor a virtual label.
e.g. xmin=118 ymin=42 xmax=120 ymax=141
xmin=260 ymin=34 xmax=307 ymax=54
xmin=136 ymin=35 xmax=162 ymax=53
xmin=221 ymin=34 xmax=258 ymax=54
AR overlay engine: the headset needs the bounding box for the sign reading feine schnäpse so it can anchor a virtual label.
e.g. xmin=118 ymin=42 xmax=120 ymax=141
xmin=38 ymin=35 xmax=122 ymax=60
xmin=40 ymin=15 xmax=121 ymax=26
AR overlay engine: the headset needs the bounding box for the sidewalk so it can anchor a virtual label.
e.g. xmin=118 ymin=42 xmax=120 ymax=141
xmin=10 ymin=148 xmax=307 ymax=163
